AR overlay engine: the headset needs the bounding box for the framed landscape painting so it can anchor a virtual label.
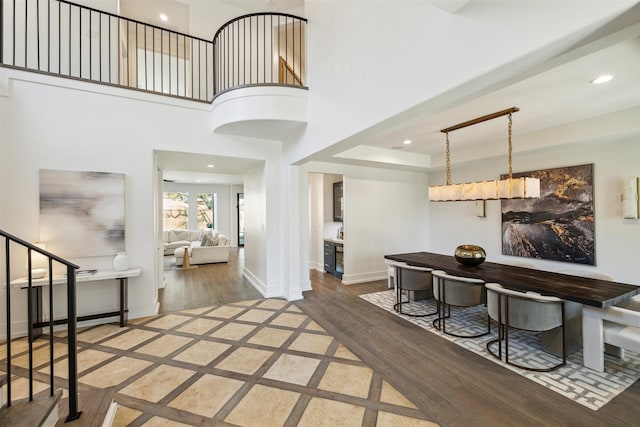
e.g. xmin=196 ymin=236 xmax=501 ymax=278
xmin=40 ymin=169 xmax=125 ymax=258
xmin=501 ymin=164 xmax=594 ymax=265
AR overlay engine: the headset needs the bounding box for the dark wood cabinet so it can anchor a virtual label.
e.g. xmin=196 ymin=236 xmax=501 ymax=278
xmin=324 ymin=241 xmax=335 ymax=274
xmin=324 ymin=240 xmax=343 ymax=279
xmin=333 ymin=181 xmax=343 ymax=222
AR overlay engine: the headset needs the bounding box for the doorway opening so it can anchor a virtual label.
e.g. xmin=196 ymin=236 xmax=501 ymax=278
xmin=237 ymin=192 xmax=245 ymax=247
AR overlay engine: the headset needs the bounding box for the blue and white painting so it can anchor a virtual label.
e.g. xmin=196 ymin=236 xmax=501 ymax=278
xmin=40 ymin=169 xmax=125 ymax=258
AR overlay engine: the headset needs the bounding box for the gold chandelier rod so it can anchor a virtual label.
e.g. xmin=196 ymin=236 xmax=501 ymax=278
xmin=440 ymin=107 xmax=519 ymax=134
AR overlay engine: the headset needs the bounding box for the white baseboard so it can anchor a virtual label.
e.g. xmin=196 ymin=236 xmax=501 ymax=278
xmin=243 ymin=268 xmax=267 ymax=297
xmin=309 ymin=261 xmax=324 ymax=272
xmin=341 ymin=270 xmax=387 ymax=285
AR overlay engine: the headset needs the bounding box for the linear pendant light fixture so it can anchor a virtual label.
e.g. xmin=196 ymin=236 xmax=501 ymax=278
xmin=428 ymin=107 xmax=540 ymax=202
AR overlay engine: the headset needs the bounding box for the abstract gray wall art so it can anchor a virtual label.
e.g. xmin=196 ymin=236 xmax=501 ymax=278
xmin=501 ymin=164 xmax=594 ymax=265
xmin=40 ymin=169 xmax=125 ymax=258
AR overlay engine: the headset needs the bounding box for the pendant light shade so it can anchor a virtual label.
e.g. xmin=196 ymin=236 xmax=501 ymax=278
xmin=428 ymin=107 xmax=540 ymax=202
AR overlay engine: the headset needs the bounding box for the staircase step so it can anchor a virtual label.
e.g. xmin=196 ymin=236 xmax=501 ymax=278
xmin=0 ymin=389 xmax=62 ymax=427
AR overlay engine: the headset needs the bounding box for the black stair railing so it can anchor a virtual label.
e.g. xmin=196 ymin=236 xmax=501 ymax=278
xmin=1 ymin=229 xmax=82 ymax=422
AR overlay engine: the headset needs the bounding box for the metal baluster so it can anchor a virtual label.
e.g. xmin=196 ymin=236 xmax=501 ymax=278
xmin=5 ymin=238 xmax=12 ymax=406
xmin=48 ymin=257 xmax=54 ymax=396
xmin=27 ymin=248 xmax=33 ymax=401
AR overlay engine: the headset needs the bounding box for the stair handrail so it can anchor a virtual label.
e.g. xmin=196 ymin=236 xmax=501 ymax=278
xmin=1 ymin=229 xmax=82 ymax=422
xmin=279 ymin=56 xmax=303 ymax=86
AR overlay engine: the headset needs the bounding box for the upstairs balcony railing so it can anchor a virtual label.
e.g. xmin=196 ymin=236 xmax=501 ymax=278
xmin=213 ymin=13 xmax=307 ymax=97
xmin=0 ymin=1 xmax=307 ymax=102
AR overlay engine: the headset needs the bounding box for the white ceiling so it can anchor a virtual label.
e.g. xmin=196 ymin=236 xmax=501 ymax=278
xmin=351 ymin=35 xmax=640 ymax=159
xmin=146 ymin=1 xmax=640 ymax=182
xmin=156 ymin=151 xmax=263 ymax=185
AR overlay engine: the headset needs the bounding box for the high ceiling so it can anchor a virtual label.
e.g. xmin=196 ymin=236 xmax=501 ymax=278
xmin=332 ymin=33 xmax=640 ymax=169
xmin=149 ymin=1 xmax=640 ymax=183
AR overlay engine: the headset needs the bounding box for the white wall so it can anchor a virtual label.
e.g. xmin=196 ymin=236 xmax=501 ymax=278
xmin=308 ymin=173 xmax=323 ymax=271
xmin=243 ymin=163 xmax=268 ymax=294
xmin=0 ymin=67 xmax=283 ymax=337
xmin=428 ymin=137 xmax=640 ymax=285
xmin=301 ymin=162 xmax=430 ymax=285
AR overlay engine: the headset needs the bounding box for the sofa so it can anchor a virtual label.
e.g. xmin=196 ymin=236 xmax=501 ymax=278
xmin=163 ymin=230 xmax=203 ymax=255
xmin=175 ymin=231 xmax=231 ymax=266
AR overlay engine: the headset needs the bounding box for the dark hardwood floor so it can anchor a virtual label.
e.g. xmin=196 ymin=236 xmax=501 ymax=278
xmin=298 ymin=271 xmax=640 ymax=427
xmin=158 ymin=252 xmax=639 ymax=426
xmin=159 ymin=248 xmax=262 ymax=313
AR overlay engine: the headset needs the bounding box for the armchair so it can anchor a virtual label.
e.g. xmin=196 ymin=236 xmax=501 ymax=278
xmin=583 ymin=294 xmax=640 ymax=372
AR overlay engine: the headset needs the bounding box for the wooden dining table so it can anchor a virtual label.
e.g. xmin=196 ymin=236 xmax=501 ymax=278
xmin=384 ymin=252 xmax=640 ymax=365
xmin=384 ymin=252 xmax=638 ymax=308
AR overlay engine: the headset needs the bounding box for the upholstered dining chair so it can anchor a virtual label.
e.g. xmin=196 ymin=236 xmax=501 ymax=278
xmin=485 ymin=283 xmax=566 ymax=372
xmin=392 ymin=262 xmax=436 ymax=317
xmin=583 ymin=294 xmax=640 ymax=372
xmin=431 ymin=270 xmax=489 ymax=338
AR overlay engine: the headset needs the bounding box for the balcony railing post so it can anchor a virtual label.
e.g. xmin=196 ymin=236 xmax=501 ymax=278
xmin=65 ymin=263 xmax=82 ymax=421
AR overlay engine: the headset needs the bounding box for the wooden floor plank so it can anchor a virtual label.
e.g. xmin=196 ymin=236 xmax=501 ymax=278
xmin=297 ymin=270 xmax=640 ymax=426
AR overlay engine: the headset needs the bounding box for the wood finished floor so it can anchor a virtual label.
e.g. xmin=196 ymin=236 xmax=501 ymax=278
xmin=159 ymin=248 xmax=262 ymax=313
xmin=300 ymin=271 xmax=640 ymax=426
xmin=160 ymin=251 xmax=640 ymax=425
xmin=6 ymin=249 xmax=636 ymax=426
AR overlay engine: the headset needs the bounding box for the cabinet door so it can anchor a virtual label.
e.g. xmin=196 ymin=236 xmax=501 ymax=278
xmin=324 ymin=242 xmax=335 ymax=274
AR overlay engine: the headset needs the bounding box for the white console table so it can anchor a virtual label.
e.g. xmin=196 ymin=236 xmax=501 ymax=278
xmin=11 ymin=268 xmax=142 ymax=335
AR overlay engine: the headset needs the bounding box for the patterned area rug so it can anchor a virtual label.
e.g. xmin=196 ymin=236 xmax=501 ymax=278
xmin=359 ymin=290 xmax=640 ymax=411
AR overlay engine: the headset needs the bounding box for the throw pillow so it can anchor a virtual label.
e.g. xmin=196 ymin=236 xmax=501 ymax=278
xmin=200 ymin=234 xmax=213 ymax=246
xmin=210 ymin=233 xmax=220 ymax=246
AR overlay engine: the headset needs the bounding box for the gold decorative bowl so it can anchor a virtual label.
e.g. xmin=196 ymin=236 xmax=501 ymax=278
xmin=455 ymin=245 xmax=486 ymax=266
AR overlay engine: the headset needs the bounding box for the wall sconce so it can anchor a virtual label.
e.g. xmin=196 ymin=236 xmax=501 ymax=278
xmin=622 ymin=177 xmax=639 ymax=219
xmin=475 ymin=200 xmax=487 ymax=218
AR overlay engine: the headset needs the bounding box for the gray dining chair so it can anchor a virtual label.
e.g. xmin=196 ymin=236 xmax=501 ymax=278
xmin=392 ymin=262 xmax=436 ymax=317
xmin=485 ymin=282 xmax=566 ymax=372
xmin=431 ymin=270 xmax=489 ymax=338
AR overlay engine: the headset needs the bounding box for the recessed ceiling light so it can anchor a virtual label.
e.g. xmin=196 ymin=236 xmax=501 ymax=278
xmin=403 ymin=139 xmax=412 ymax=145
xmin=206 ymin=164 xmax=215 ymax=168
xmin=196 ymin=179 xmax=201 ymax=183
xmin=160 ymin=14 xmax=168 ymax=22
xmin=590 ymin=74 xmax=613 ymax=84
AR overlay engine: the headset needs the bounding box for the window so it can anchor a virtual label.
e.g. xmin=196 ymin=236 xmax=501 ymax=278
xmin=197 ymin=193 xmax=216 ymax=230
xmin=163 ymin=192 xmax=188 ymax=230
